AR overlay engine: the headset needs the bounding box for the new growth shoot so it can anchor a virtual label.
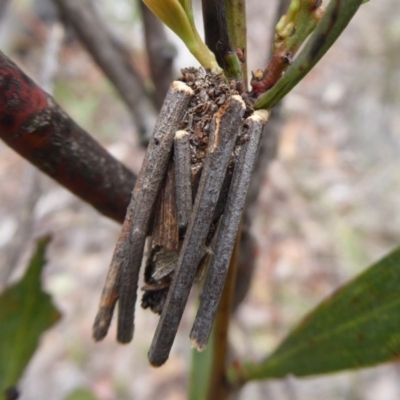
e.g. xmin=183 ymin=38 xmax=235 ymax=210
xmin=143 ymin=0 xmax=221 ymax=72
xmin=250 ymin=0 xmax=324 ymax=96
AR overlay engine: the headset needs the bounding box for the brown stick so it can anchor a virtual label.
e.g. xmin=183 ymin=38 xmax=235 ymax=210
xmin=152 ymin=159 xmax=179 ymax=251
xmin=53 ymin=0 xmax=156 ymax=141
xmin=174 ymin=130 xmax=193 ymax=234
xmin=115 ymin=82 xmax=193 ymax=343
xmin=0 ymin=50 xmax=136 ymax=223
xmin=190 ymin=110 xmax=269 ymax=349
xmin=92 ymin=217 xmax=133 ymax=340
xmin=148 ymin=95 xmax=246 ymax=367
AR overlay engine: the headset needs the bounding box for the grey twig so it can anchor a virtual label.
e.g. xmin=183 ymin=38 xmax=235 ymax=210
xmin=53 ymin=0 xmax=156 ymax=141
xmin=140 ymin=1 xmax=176 ymax=111
xmin=92 ymin=215 xmax=132 ymax=341
xmin=190 ymin=110 xmax=269 ymax=350
xmin=115 ymin=82 xmax=193 ymax=343
xmin=148 ymin=95 xmax=246 ymax=367
xmin=174 ymin=130 xmax=192 ymax=234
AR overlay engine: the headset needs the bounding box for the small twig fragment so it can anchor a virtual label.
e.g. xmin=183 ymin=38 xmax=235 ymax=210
xmin=92 ymin=216 xmax=132 ymax=340
xmin=174 ymin=130 xmax=193 ymax=234
xmin=190 ymin=110 xmax=269 ymax=350
xmin=148 ymin=95 xmax=246 ymax=367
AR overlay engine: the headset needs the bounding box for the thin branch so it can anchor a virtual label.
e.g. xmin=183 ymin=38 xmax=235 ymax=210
xmin=206 ymin=232 xmax=242 ymax=400
xmin=216 ymin=0 xmax=233 ymax=58
xmin=250 ymin=0 xmax=324 ymax=96
xmin=201 ymin=0 xmax=220 ymax=62
xmin=223 ymin=0 xmax=248 ymax=86
xmin=234 ymin=105 xmax=283 ymax=312
xmin=53 ymin=0 xmax=156 ymax=142
xmin=140 ymin=1 xmax=176 ymax=111
xmin=0 ymin=50 xmax=136 ymax=223
xmin=174 ymin=130 xmax=192 ymax=234
xmin=201 ymin=0 xmax=242 ymax=83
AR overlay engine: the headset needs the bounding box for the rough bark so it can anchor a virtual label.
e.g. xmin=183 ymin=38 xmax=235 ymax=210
xmin=0 ymin=50 xmax=136 ymax=223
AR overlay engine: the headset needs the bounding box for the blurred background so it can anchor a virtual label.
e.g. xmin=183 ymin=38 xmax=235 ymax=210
xmin=1 ymin=0 xmax=400 ymax=399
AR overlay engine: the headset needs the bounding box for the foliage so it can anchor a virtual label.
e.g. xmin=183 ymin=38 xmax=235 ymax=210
xmin=0 ymin=237 xmax=61 ymax=396
xmin=227 ymin=246 xmax=400 ymax=384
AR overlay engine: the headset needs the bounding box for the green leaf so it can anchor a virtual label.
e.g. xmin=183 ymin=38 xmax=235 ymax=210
xmin=188 ymin=330 xmax=214 ymax=400
xmin=143 ymin=0 xmax=220 ymax=70
xmin=254 ymin=0 xmax=364 ymax=110
xmin=227 ymin=246 xmax=400 ymax=384
xmin=0 ymin=236 xmax=61 ymax=394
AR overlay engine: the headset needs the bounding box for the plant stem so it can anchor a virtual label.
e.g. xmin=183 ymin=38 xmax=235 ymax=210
xmin=0 ymin=50 xmax=136 ymax=223
xmin=254 ymin=0 xmax=364 ymax=109
xmin=206 ymin=229 xmax=242 ymax=400
xmin=201 ymin=0 xmax=244 ymax=84
xmin=250 ymin=0 xmax=323 ymax=95
xmin=224 ymin=0 xmax=248 ymax=87
xmin=188 ymin=331 xmax=215 ymax=400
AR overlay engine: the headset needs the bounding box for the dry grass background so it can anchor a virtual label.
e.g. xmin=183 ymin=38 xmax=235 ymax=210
xmin=1 ymin=0 xmax=400 ymax=399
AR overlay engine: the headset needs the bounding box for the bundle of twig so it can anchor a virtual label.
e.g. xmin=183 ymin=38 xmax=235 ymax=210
xmin=93 ymin=68 xmax=268 ymax=366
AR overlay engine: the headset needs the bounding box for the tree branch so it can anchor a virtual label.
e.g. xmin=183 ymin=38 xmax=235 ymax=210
xmin=0 ymin=50 xmax=136 ymax=223
xmin=53 ymin=0 xmax=156 ymax=142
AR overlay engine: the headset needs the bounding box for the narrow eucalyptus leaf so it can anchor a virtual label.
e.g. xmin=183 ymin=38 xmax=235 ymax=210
xmin=227 ymin=247 xmax=400 ymax=383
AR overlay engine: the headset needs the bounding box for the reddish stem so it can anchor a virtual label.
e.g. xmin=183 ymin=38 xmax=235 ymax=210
xmin=0 ymin=51 xmax=136 ymax=223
